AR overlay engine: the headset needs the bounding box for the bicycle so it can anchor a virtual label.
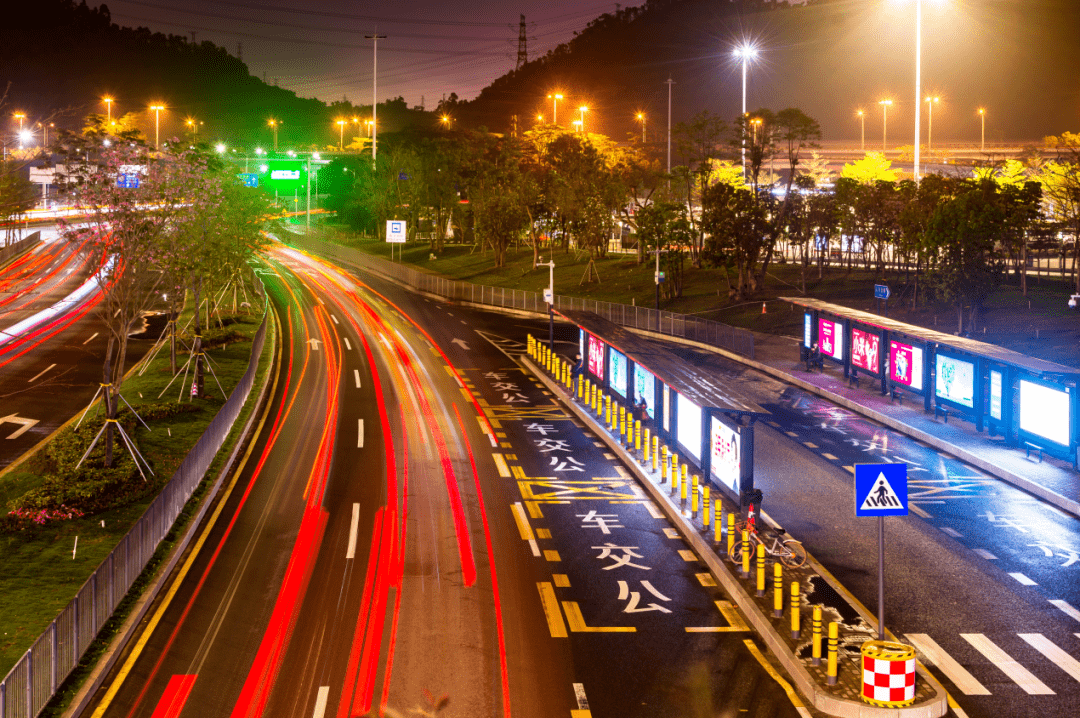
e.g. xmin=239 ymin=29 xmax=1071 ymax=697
xmin=728 ymin=525 xmax=807 ymax=569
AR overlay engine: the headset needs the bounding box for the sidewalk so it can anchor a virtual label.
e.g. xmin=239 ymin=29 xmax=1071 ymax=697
xmin=524 ymin=350 xmax=949 ymax=718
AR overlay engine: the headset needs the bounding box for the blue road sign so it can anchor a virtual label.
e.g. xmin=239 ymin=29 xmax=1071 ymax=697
xmin=116 ymin=174 xmax=140 ymax=189
xmin=855 ymin=463 xmax=908 ymax=516
xmin=874 ymin=284 xmax=890 ymax=300
xmin=239 ymin=173 xmax=259 ymax=188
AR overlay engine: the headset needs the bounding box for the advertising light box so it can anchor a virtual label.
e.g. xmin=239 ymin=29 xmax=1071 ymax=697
xmin=609 ymin=348 xmax=629 ymax=398
xmin=587 ymin=335 xmax=605 ymax=381
xmin=989 ymin=370 xmax=1003 ymax=422
xmin=889 ymin=341 xmax=924 ymax=391
xmin=851 ymin=327 xmax=881 ymax=374
xmin=634 ymin=365 xmax=655 ymax=419
xmin=676 ymin=393 xmax=703 ymax=461
xmin=579 ymin=329 xmax=586 ymax=362
xmin=1019 ymin=379 xmax=1071 ymax=447
xmin=935 ymin=353 xmax=975 ymax=409
xmin=818 ymin=318 xmax=844 ymax=361
xmin=663 ymin=385 xmax=671 ymax=433
xmin=803 ymin=313 xmax=813 ymax=349
xmin=710 ymin=416 xmax=740 ymax=493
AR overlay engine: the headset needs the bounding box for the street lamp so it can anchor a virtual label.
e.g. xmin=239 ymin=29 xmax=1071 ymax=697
xmin=186 ymin=118 xmax=203 ymax=136
xmin=267 ymin=118 xmax=280 ymax=151
xmin=102 ymin=96 xmax=113 ymax=124
xmin=336 ymin=119 xmax=346 ymax=151
xmin=149 ymin=104 xmax=165 ymax=149
xmin=440 ymin=115 xmax=453 ymax=130
xmin=536 ymin=114 xmax=544 ymax=125
xmin=13 ymin=112 xmax=25 ymax=133
xmin=37 ymin=122 xmax=53 ymax=148
xmin=547 ymin=93 xmax=563 ymax=126
xmin=857 ymin=110 xmax=865 ymax=152
xmin=215 ymin=143 xmax=226 ymax=154
xmin=924 ymin=96 xmax=939 ymax=167
xmin=732 ymin=42 xmax=759 ymax=179
xmin=539 ymin=257 xmax=555 ymax=349
xmin=366 ymin=119 xmax=375 ymax=138
xmin=750 ymin=117 xmax=762 ymax=145
xmin=572 ymin=119 xmax=582 ymax=133
xmin=977 ymin=108 xmax=985 ymax=152
xmin=578 ymin=106 xmax=588 ymax=133
xmin=636 ymin=112 xmax=646 ymax=143
xmin=879 ymin=99 xmax=892 ymax=152
xmin=18 ymin=129 xmax=31 ymax=148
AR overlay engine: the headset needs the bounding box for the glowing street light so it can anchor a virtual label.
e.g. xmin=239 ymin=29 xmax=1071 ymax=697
xmin=732 ymin=41 xmax=759 ymax=179
xmin=267 ymin=118 xmax=280 ymax=151
xmin=185 ymin=117 xmax=203 ymax=136
xmin=18 ymin=129 xmax=32 ymax=148
xmin=149 ymin=104 xmax=165 ymax=149
xmin=636 ymin=112 xmax=646 ymax=143
xmin=536 ymin=114 xmax=544 ymax=124
xmin=102 ymin=96 xmax=114 ymax=124
xmin=366 ymin=119 xmax=375 ymax=137
xmin=857 ymin=109 xmax=865 ymax=152
xmin=977 ymin=107 xmax=986 ymax=152
xmin=13 ymin=112 xmax=26 ymax=133
xmin=336 ymin=118 xmax=346 ymax=151
xmin=750 ymin=117 xmax=763 ymax=145
xmin=924 ymin=96 xmax=939 ymax=167
xmin=440 ymin=115 xmax=453 ymax=130
xmin=572 ymin=119 xmax=582 ymax=133
xmin=37 ymin=122 xmax=54 ymax=148
xmin=578 ymin=106 xmax=588 ymax=132
xmin=547 ymin=93 xmax=563 ymax=126
xmin=879 ymin=99 xmax=893 ymax=152
xmin=215 ymin=143 xmax=226 ymax=154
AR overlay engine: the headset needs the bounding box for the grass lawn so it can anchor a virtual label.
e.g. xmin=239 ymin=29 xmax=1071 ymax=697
xmin=0 ymin=300 xmax=272 ymax=679
xmin=310 ymin=222 xmax=1080 ymax=367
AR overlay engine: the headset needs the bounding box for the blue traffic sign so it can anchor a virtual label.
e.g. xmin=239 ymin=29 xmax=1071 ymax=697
xmin=874 ymin=284 xmax=890 ymax=300
xmin=855 ymin=463 xmax=908 ymax=516
xmin=239 ymin=173 xmax=259 ymax=188
xmin=116 ymin=174 xmax=140 ymax=189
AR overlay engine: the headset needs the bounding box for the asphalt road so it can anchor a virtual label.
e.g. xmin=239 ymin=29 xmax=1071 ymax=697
xmin=78 ymin=245 xmax=805 ymax=718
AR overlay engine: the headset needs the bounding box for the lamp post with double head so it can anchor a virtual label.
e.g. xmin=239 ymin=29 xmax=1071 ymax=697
xmin=879 ymin=99 xmax=892 ymax=153
xmin=732 ymin=42 xmax=759 ymax=180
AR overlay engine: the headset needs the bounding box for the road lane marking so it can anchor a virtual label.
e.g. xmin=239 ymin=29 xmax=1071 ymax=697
xmin=844 ymin=465 xmax=855 ymax=474
xmin=312 ymin=686 xmax=330 ymax=718
xmin=572 ymin=683 xmax=591 ymax=718
xmin=562 ymin=602 xmax=635 ymax=633
xmin=346 ymin=504 xmax=360 ymax=559
xmin=492 ymin=453 xmax=511 ymax=478
xmin=743 ymin=639 xmax=812 ymax=717
xmin=940 ymin=527 xmax=963 ymax=538
xmin=802 ymin=441 xmax=818 ymax=448
xmin=909 ymin=504 xmax=933 ymax=519
xmin=696 ymin=573 xmax=716 ymax=587
xmin=149 ymin=674 xmax=197 ymax=718
xmin=28 ymin=363 xmax=56 ymax=383
xmin=537 ymin=582 xmax=567 ymax=638
xmin=643 ymin=502 xmax=664 ymax=519
xmin=906 ymin=633 xmax=990 ymax=695
xmin=544 ymin=550 xmax=561 ymax=562
xmin=678 ymin=549 xmax=698 ymax=562
xmin=1018 ymin=633 xmax=1080 ymax=684
xmin=785 ymin=431 xmax=798 ymax=437
xmin=82 ymin=332 xmax=99 ymax=344
xmin=960 ymin=633 xmax=1054 ymax=694
xmin=511 ymin=502 xmax=540 ymax=556
xmin=1051 ymin=599 xmax=1080 ymax=623
xmin=330 ymin=314 xmax=339 ymax=324
xmin=1008 ymin=572 xmax=1037 ymax=586
xmin=342 ymin=337 xmax=351 ymax=351
xmin=353 ymin=369 xmax=361 ymax=388
xmin=357 ymin=419 xmax=364 ymax=448
xmin=821 ymin=452 xmax=839 ymax=461
xmin=535 ymin=528 xmax=551 ymax=539
xmin=973 ymin=549 xmax=997 ymax=560
xmin=663 ymin=528 xmax=680 ymax=539
xmin=553 ymin=574 xmax=570 ymax=587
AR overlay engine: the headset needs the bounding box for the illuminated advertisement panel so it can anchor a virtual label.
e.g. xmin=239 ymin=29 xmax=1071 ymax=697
xmin=803 ymin=313 xmax=813 ymax=349
xmin=818 ymin=318 xmax=844 ymax=361
xmin=710 ymin=416 xmax=740 ymax=493
xmin=989 ymin=370 xmax=1003 ymax=422
xmin=935 ymin=353 xmax=975 ymax=409
xmin=889 ymin=341 xmax=924 ymax=391
xmin=1019 ymin=379 xmax=1071 ymax=447
xmin=851 ymin=327 xmax=881 ymax=374
xmin=579 ymin=329 xmax=585 ymax=362
xmin=609 ymin=348 xmax=628 ymax=398
xmin=663 ymin=385 xmax=671 ymax=433
xmin=676 ymin=392 xmax=703 ymax=461
xmin=587 ymin=335 xmax=605 ymax=381
xmin=634 ymin=365 xmax=656 ymax=419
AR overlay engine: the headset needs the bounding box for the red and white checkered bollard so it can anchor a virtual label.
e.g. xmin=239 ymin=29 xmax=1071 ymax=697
xmin=860 ymin=641 xmax=916 ymax=707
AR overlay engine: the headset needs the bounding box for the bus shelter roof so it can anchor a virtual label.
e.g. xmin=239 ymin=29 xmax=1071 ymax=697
xmin=782 ymin=297 xmax=1079 ymax=380
xmin=556 ymin=309 xmax=768 ymax=417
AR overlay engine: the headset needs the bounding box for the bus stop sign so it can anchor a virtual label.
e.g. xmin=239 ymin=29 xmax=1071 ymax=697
xmin=855 ymin=463 xmax=908 ymax=517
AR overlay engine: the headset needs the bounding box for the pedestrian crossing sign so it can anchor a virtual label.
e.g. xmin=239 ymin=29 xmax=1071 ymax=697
xmin=855 ymin=463 xmax=908 ymax=517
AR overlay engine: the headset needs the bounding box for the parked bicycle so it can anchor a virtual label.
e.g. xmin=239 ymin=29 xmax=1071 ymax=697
xmin=728 ymin=524 xmax=807 ymax=569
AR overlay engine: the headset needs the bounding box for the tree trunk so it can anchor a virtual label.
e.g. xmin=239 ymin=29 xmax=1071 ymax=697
xmin=193 ymin=279 xmax=204 ymax=399
xmin=103 ymin=337 xmax=115 ymax=468
xmin=1021 ymin=240 xmax=1028 ymax=296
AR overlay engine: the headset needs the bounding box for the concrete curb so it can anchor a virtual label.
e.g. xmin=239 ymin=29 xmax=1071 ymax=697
xmin=523 ymin=355 xmax=948 ymax=718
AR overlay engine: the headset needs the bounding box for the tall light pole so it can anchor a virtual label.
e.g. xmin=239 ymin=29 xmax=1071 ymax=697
xmin=924 ymin=96 xmax=939 ymax=163
xmin=578 ymin=106 xmax=588 ymax=133
xmin=13 ymin=113 xmax=25 ymax=133
xmin=913 ymin=0 xmax=922 ymax=182
xmin=149 ymin=104 xmax=165 ymax=149
xmin=186 ymin=118 xmax=203 ymax=137
xmin=571 ymin=120 xmax=582 ymax=133
xmin=102 ymin=97 xmax=113 ymax=124
xmin=267 ymin=118 xmax=279 ymax=151
xmin=879 ymin=100 xmax=892 ymax=152
xmin=540 ymin=257 xmax=555 ymax=349
xmin=733 ymin=42 xmax=759 ymax=180
xmin=637 ymin=112 xmax=646 ymax=143
xmin=665 ymin=77 xmax=674 ymax=174
xmin=857 ymin=110 xmax=865 ymax=152
xmin=978 ymin=108 xmax=985 ymax=152
xmin=547 ymin=93 xmax=563 ymax=126
xmin=336 ymin=119 xmax=346 ymax=150
xmin=366 ymin=33 xmax=387 ymax=166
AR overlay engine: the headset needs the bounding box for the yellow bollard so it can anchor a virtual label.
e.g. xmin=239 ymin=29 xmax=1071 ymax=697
xmin=652 ymin=437 xmax=659 ymax=473
xmin=812 ymin=607 xmax=823 ymax=666
xmin=680 ymin=464 xmax=689 ymax=502
xmin=619 ymin=405 xmax=626 ymax=441
xmin=644 ymin=428 xmax=651 ymax=462
xmin=790 ymin=581 xmax=800 ymax=639
xmin=756 ymin=543 xmax=766 ymax=597
xmin=727 ymin=512 xmax=735 ymax=556
xmin=773 ymin=562 xmax=783 ymax=617
xmin=635 ymin=420 xmax=642 ymax=455
xmin=577 ymin=374 xmax=583 ymax=399
xmin=826 ymin=622 xmax=839 ymax=685
xmin=703 ymin=486 xmax=711 ymax=529
xmin=592 ymin=384 xmax=599 ymax=414
xmin=714 ymin=505 xmax=723 ymax=544
xmin=605 ymin=395 xmax=612 ymax=428
xmin=741 ymin=529 xmax=751 ymax=577
xmin=671 ymin=457 xmax=680 ymax=497
xmin=691 ymin=475 xmax=699 ymax=515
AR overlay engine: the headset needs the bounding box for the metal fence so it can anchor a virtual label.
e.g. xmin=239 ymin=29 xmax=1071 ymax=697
xmin=297 ymin=238 xmax=755 ymax=358
xmin=0 ymin=313 xmax=268 ymax=718
xmin=0 ymin=232 xmax=41 ymax=267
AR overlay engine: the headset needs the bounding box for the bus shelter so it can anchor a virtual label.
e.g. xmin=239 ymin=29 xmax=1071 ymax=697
xmin=557 ymin=309 xmax=769 ymax=504
xmin=784 ymin=297 xmax=1080 ymax=464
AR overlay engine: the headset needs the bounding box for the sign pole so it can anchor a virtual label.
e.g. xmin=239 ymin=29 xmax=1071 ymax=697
xmin=878 ymin=515 xmax=885 ymax=640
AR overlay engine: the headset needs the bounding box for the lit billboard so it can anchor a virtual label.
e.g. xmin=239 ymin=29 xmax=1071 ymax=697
xmin=676 ymin=392 xmax=703 ymax=461
xmin=710 ymin=416 xmax=740 ymax=493
xmin=935 ymin=353 xmax=975 ymax=409
xmin=818 ymin=318 xmax=844 ymax=361
xmin=889 ymin=341 xmax=924 ymax=391
xmin=1019 ymin=379 xmax=1071 ymax=447
xmin=851 ymin=327 xmax=881 ymax=374
xmin=634 ymin=365 xmax=655 ymax=419
xmin=587 ymin=335 xmax=605 ymax=381
xmin=609 ymin=348 xmax=628 ymax=398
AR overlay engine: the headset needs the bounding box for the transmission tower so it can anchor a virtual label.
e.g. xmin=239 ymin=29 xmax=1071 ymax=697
xmin=515 ymin=15 xmax=527 ymax=71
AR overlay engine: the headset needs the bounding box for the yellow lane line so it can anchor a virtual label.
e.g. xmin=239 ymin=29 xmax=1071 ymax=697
xmin=537 ymin=582 xmax=568 ymax=638
xmin=743 ymin=639 xmax=812 ymax=717
xmin=493 ymin=453 xmax=511 ymax=478
xmin=561 ymin=602 xmax=635 ymax=633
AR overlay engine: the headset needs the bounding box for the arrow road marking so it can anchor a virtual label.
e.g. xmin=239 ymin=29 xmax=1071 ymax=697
xmin=307 ymin=338 xmax=321 ymax=350
xmin=451 ymin=338 xmax=470 ymax=351
xmin=0 ymin=414 xmax=39 ymax=440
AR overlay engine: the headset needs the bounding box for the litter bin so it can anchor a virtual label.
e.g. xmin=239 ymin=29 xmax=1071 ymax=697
xmin=861 ymin=640 xmax=916 ymax=707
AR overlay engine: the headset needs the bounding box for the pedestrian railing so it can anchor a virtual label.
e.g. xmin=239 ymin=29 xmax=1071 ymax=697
xmin=0 ymin=306 xmax=268 ymax=718
xmin=293 ymin=237 xmax=755 ymax=359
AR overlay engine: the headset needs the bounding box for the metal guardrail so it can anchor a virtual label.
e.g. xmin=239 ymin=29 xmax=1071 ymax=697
xmin=0 ymin=311 xmax=268 ymax=718
xmin=294 ymin=238 xmax=755 ymax=359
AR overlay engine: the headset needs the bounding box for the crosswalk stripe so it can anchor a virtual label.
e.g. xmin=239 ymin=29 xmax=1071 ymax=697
xmin=1050 ymin=599 xmax=1080 ymax=624
xmin=960 ymin=633 xmax=1054 ymax=695
xmin=1008 ymin=572 xmax=1037 ymax=586
xmin=906 ymin=634 xmax=990 ymax=695
xmin=972 ymin=549 xmax=997 ymax=560
xmin=1018 ymin=634 xmax=1080 ymax=684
